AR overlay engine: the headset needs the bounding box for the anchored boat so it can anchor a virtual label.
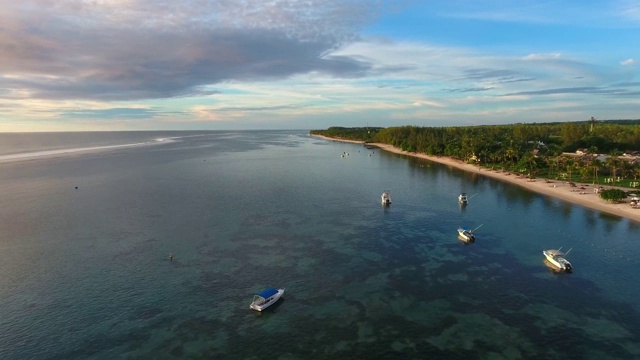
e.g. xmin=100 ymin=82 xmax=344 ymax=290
xmin=457 ymin=224 xmax=482 ymax=243
xmin=381 ymin=191 xmax=392 ymax=205
xmin=249 ymin=288 xmax=285 ymax=311
xmin=543 ymin=248 xmax=573 ymax=272
xmin=458 ymin=193 xmax=468 ymax=205
xmin=457 ymin=227 xmax=475 ymax=242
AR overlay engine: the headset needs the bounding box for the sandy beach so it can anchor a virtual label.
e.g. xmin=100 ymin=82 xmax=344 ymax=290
xmin=313 ymin=134 xmax=640 ymax=223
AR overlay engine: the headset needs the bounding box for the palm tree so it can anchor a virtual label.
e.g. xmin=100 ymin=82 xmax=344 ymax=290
xmin=633 ymin=164 xmax=640 ymax=181
xmin=544 ymin=156 xmax=557 ymax=179
xmin=606 ymin=149 xmax=622 ymax=186
xmin=564 ymin=157 xmax=575 ymax=182
xmin=621 ymin=160 xmax=634 ymax=184
xmin=504 ymin=143 xmax=518 ymax=172
xmin=572 ymin=159 xmax=583 ymax=183
xmin=591 ymin=158 xmax=602 ymax=184
xmin=579 ymin=165 xmax=591 ymax=181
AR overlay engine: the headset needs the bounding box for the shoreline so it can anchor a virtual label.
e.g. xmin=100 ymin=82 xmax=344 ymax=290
xmin=313 ymin=134 xmax=640 ymax=223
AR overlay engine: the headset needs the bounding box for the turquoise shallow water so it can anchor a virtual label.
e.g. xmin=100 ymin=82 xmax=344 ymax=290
xmin=1 ymin=131 xmax=639 ymax=359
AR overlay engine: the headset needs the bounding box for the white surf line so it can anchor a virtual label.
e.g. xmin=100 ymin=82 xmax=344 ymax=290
xmin=0 ymin=137 xmax=177 ymax=163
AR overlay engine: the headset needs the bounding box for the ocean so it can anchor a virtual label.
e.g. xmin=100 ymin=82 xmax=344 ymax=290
xmin=1 ymin=130 xmax=639 ymax=359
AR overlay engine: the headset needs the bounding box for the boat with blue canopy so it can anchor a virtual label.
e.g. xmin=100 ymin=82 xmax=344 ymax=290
xmin=249 ymin=288 xmax=285 ymax=311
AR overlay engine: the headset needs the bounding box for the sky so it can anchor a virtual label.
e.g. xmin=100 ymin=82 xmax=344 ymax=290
xmin=0 ymin=0 xmax=639 ymax=131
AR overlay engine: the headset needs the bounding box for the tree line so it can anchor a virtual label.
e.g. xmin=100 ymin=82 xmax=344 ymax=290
xmin=311 ymin=120 xmax=640 ymax=199
xmin=311 ymin=121 xmax=640 ymax=156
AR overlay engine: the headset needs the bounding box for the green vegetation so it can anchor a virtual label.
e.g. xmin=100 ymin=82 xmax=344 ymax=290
xmin=309 ymin=126 xmax=383 ymax=142
xmin=311 ymin=120 xmax=640 ymax=189
xmin=599 ymin=189 xmax=628 ymax=203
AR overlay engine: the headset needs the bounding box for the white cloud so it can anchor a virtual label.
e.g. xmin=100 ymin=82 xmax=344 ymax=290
xmin=522 ymin=53 xmax=562 ymax=61
xmin=617 ymin=0 xmax=640 ymax=21
xmin=621 ymin=58 xmax=635 ymax=65
xmin=437 ymin=0 xmax=636 ymax=27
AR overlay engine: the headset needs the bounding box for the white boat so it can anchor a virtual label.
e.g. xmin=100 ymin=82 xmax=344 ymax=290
xmin=457 ymin=227 xmax=475 ymax=242
xmin=458 ymin=193 xmax=468 ymax=205
xmin=457 ymin=224 xmax=482 ymax=242
xmin=543 ymin=248 xmax=573 ymax=272
xmin=381 ymin=191 xmax=392 ymax=205
xmin=249 ymin=288 xmax=285 ymax=311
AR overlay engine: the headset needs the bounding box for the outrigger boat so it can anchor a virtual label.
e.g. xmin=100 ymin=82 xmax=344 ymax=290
xmin=381 ymin=191 xmax=392 ymax=205
xmin=249 ymin=288 xmax=285 ymax=311
xmin=543 ymin=248 xmax=573 ymax=273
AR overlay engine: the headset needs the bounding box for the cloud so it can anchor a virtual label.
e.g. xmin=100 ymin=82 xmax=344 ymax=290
xmin=436 ymin=0 xmax=638 ymax=27
xmin=613 ymin=81 xmax=640 ymax=86
xmin=456 ymin=68 xmax=535 ymax=85
xmin=62 ymin=107 xmax=163 ymax=119
xmin=205 ymin=104 xmax=306 ymax=112
xmin=443 ymin=87 xmax=494 ymax=93
xmin=502 ymin=86 xmax=640 ymax=97
xmin=621 ymin=58 xmax=635 ymax=65
xmin=523 ymin=53 xmax=562 ymax=61
xmin=0 ymin=0 xmax=381 ymax=101
xmin=617 ymin=1 xmax=640 ymax=21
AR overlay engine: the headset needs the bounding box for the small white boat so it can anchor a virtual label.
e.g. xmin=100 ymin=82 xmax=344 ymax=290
xmin=543 ymin=248 xmax=573 ymax=272
xmin=249 ymin=288 xmax=285 ymax=311
xmin=457 ymin=227 xmax=475 ymax=242
xmin=458 ymin=193 xmax=468 ymax=205
xmin=457 ymin=224 xmax=482 ymax=242
xmin=381 ymin=191 xmax=392 ymax=205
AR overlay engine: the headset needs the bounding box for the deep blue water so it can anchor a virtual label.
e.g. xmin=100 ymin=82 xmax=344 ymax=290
xmin=1 ymin=131 xmax=639 ymax=359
